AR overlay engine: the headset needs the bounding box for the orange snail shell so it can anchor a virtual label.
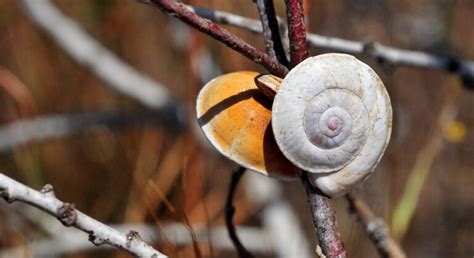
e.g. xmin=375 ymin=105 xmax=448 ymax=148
xmin=196 ymin=71 xmax=299 ymax=180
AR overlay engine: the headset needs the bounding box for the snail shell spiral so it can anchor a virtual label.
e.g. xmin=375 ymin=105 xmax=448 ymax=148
xmin=272 ymin=53 xmax=392 ymax=196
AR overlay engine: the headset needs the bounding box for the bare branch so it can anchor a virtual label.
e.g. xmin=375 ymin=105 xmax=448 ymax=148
xmin=142 ymin=0 xmax=289 ymax=78
xmin=225 ymin=167 xmax=254 ymax=258
xmin=302 ymin=173 xmax=347 ymax=258
xmin=283 ymin=1 xmax=347 ymax=256
xmin=0 ymin=174 xmax=166 ymax=257
xmin=255 ymin=0 xmax=289 ymax=67
xmin=284 ymin=0 xmax=310 ymax=67
xmin=183 ymin=4 xmax=474 ymax=88
xmin=346 ymin=192 xmax=406 ymax=258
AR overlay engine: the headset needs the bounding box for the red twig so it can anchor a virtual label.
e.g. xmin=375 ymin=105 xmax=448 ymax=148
xmin=302 ymin=173 xmax=347 ymax=258
xmin=144 ymin=0 xmax=289 ymax=78
xmin=284 ymin=0 xmax=309 ymax=67
xmin=285 ymin=2 xmax=346 ymax=256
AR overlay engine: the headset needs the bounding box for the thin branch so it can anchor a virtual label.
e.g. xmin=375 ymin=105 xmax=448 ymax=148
xmin=183 ymin=4 xmax=474 ymax=89
xmin=284 ymin=0 xmax=310 ymax=67
xmin=284 ymin=1 xmax=346 ymax=256
xmin=346 ymin=192 xmax=406 ymax=258
xmin=142 ymin=0 xmax=289 ymax=78
xmin=0 ymin=174 xmax=166 ymax=257
xmin=225 ymin=167 xmax=254 ymax=258
xmin=20 ymin=0 xmax=187 ymax=122
xmin=302 ymin=173 xmax=347 ymax=258
xmin=255 ymin=0 xmax=289 ymax=67
xmin=0 ymin=110 xmax=183 ymax=153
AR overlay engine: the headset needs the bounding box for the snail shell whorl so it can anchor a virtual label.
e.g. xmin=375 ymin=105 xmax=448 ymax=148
xmin=272 ymin=53 xmax=392 ymax=197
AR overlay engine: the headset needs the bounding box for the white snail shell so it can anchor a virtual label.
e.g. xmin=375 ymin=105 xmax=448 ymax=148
xmin=272 ymin=53 xmax=392 ymax=197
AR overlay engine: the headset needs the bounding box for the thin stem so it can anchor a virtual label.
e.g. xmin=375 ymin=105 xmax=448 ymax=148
xmin=302 ymin=172 xmax=347 ymax=258
xmin=225 ymin=167 xmax=254 ymax=258
xmin=284 ymin=0 xmax=310 ymax=67
xmin=284 ymin=1 xmax=346 ymax=256
xmin=255 ymin=0 xmax=289 ymax=67
xmin=143 ymin=0 xmax=289 ymax=78
xmin=346 ymin=192 xmax=406 ymax=258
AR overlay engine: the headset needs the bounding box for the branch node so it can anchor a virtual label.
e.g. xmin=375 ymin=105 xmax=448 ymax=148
xmin=57 ymin=203 xmax=77 ymax=226
xmin=366 ymin=218 xmax=389 ymax=241
xmin=126 ymin=230 xmax=142 ymax=248
xmin=89 ymin=233 xmax=106 ymax=246
xmin=362 ymin=40 xmax=378 ymax=56
xmin=40 ymin=184 xmax=55 ymax=197
xmin=0 ymin=188 xmax=14 ymax=203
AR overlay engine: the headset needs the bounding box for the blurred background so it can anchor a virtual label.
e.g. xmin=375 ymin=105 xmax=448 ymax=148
xmin=0 ymin=0 xmax=472 ymax=257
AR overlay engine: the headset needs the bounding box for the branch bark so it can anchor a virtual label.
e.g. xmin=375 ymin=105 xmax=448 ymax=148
xmin=284 ymin=0 xmax=310 ymax=67
xmin=283 ymin=1 xmax=347 ymax=256
xmin=0 ymin=174 xmax=167 ymax=257
xmin=302 ymin=173 xmax=347 ymax=258
xmin=255 ymin=0 xmax=289 ymax=67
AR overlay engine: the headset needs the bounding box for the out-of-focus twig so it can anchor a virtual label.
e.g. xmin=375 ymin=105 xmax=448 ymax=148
xmin=346 ymin=192 xmax=406 ymax=258
xmin=183 ymin=4 xmax=474 ymax=88
xmin=0 ymin=174 xmax=167 ymax=257
xmin=20 ymin=0 xmax=187 ymax=124
xmin=0 ymin=67 xmax=38 ymax=117
xmin=0 ymin=110 xmax=180 ymax=153
xmin=225 ymin=167 xmax=254 ymax=258
xmin=284 ymin=0 xmax=309 ymax=67
xmin=255 ymin=0 xmax=289 ymax=67
xmin=142 ymin=0 xmax=289 ymax=78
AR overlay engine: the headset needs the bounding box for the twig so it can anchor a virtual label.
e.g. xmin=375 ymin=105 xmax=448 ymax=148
xmin=225 ymin=167 xmax=254 ymax=258
xmin=182 ymin=4 xmax=474 ymax=89
xmin=346 ymin=192 xmax=406 ymax=258
xmin=142 ymin=0 xmax=289 ymax=78
xmin=284 ymin=1 xmax=346 ymax=256
xmin=20 ymin=0 xmax=187 ymax=120
xmin=255 ymin=0 xmax=289 ymax=67
xmin=0 ymin=110 xmax=183 ymax=152
xmin=302 ymin=173 xmax=347 ymax=258
xmin=284 ymin=0 xmax=310 ymax=67
xmin=0 ymin=174 xmax=167 ymax=257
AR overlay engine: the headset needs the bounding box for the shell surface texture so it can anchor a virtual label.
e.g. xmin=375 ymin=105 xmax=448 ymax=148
xmin=196 ymin=71 xmax=299 ymax=180
xmin=272 ymin=53 xmax=392 ymax=197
